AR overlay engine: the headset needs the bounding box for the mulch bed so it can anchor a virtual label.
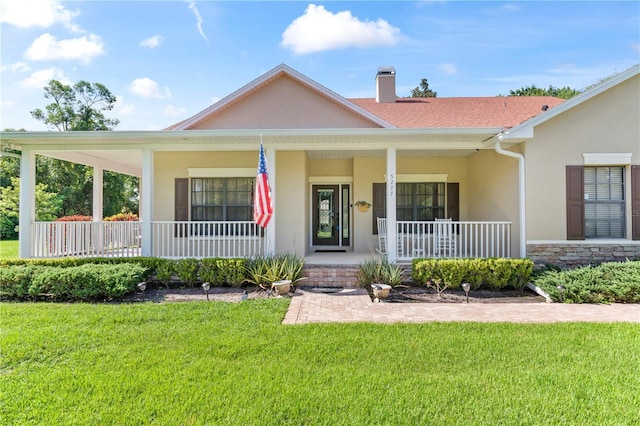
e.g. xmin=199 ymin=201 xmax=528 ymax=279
xmin=118 ymin=284 xmax=546 ymax=304
xmin=384 ymin=286 xmax=546 ymax=303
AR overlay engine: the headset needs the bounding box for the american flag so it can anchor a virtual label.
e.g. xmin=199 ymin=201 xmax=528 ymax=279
xmin=253 ymin=141 xmax=273 ymax=228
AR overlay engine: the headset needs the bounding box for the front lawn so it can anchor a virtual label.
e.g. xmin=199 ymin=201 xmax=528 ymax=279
xmin=0 ymin=239 xmax=18 ymax=259
xmin=1 ymin=300 xmax=638 ymax=425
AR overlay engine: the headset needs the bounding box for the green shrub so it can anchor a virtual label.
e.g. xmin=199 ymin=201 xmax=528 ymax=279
xmin=484 ymin=258 xmax=514 ymax=290
xmin=200 ymin=258 xmax=246 ymax=287
xmin=151 ymin=259 xmax=174 ymax=288
xmin=412 ymin=258 xmax=534 ymax=292
xmin=358 ymin=257 xmax=404 ymax=288
xmin=436 ymin=259 xmax=465 ymax=290
xmin=245 ymin=255 xmax=270 ymax=288
xmin=535 ymin=261 xmax=640 ymax=303
xmin=245 ymin=254 xmax=305 ymax=289
xmin=175 ymin=258 xmax=200 ymax=287
xmin=20 ymin=263 xmax=146 ymax=301
xmin=465 ymin=258 xmax=489 ymax=290
xmin=0 ymin=265 xmax=41 ymax=299
xmin=0 ymin=257 xmax=160 ymax=276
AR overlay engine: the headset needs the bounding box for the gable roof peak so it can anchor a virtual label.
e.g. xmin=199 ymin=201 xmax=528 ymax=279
xmin=168 ymin=64 xmax=394 ymax=130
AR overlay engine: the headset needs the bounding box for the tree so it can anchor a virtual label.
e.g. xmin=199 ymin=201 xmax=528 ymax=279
xmin=30 ymin=80 xmax=120 ymax=131
xmin=506 ymin=85 xmax=581 ymax=99
xmin=0 ymin=177 xmax=61 ymax=239
xmin=28 ymin=79 xmax=138 ymax=218
xmin=411 ymin=78 xmax=437 ymax=98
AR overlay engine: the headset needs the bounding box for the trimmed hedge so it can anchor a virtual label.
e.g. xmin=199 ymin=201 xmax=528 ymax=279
xmin=200 ymin=258 xmax=246 ymax=287
xmin=412 ymin=258 xmax=534 ymax=291
xmin=534 ymin=260 xmax=640 ymax=304
xmin=0 ymin=263 xmax=147 ymax=301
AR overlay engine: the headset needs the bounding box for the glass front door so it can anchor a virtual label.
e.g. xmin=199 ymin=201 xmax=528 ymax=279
xmin=312 ymin=185 xmax=350 ymax=247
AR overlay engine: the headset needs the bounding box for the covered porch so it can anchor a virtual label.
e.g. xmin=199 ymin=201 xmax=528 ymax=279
xmin=7 ymin=128 xmax=525 ymax=261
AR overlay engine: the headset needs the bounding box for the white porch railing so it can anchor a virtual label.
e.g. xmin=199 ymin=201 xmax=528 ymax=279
xmin=385 ymin=220 xmax=512 ymax=260
xmin=32 ymin=221 xmax=142 ymax=258
xmin=152 ymin=221 xmax=266 ymax=258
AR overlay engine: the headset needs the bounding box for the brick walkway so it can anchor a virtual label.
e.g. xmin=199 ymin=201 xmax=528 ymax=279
xmin=282 ymin=288 xmax=640 ymax=324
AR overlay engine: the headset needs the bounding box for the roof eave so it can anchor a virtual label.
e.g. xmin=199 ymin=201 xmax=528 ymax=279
xmin=504 ymin=64 xmax=640 ymax=140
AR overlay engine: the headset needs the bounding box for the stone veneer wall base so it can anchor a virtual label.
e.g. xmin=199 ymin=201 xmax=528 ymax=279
xmin=527 ymin=242 xmax=640 ymax=268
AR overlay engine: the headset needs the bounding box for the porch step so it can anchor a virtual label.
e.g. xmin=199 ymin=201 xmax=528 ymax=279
xmin=301 ymin=263 xmax=415 ymax=288
xmin=302 ymin=264 xmax=360 ymax=288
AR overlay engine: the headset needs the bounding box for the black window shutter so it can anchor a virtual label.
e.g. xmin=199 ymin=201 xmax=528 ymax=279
xmin=632 ymin=165 xmax=640 ymax=240
xmin=372 ymin=183 xmax=386 ymax=234
xmin=175 ymin=178 xmax=188 ymax=237
xmin=447 ymin=183 xmax=460 ymax=221
xmin=566 ymin=166 xmax=585 ymax=240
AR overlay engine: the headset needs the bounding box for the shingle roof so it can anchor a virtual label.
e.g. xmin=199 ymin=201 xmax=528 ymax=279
xmin=348 ymin=96 xmax=566 ymax=129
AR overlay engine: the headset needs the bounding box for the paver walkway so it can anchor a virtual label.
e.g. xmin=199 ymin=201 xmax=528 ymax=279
xmin=282 ymin=288 xmax=640 ymax=324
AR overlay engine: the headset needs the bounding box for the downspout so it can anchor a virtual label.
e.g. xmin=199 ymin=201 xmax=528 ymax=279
xmin=494 ymin=133 xmax=527 ymax=258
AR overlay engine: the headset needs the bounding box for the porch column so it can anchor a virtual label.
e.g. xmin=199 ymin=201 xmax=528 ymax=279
xmin=266 ymin=147 xmax=276 ymax=255
xmin=386 ymin=147 xmax=397 ymax=261
xmin=18 ymin=149 xmax=36 ymax=258
xmin=92 ymin=166 xmax=103 ymax=220
xmin=92 ymin=166 xmax=104 ymax=254
xmin=140 ymin=150 xmax=154 ymax=256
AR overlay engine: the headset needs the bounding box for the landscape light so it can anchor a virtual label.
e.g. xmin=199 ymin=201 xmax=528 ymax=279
xmin=462 ymin=282 xmax=471 ymax=304
xmin=202 ymin=282 xmax=211 ymax=301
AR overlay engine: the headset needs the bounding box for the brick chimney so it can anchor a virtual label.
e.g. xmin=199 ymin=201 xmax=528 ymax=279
xmin=376 ymin=66 xmax=396 ymax=103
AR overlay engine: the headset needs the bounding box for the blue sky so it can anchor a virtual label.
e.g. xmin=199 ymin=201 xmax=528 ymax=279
xmin=1 ymin=1 xmax=639 ymax=131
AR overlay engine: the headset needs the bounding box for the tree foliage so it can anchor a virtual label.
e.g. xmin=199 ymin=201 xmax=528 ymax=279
xmin=0 ymin=177 xmax=62 ymax=239
xmin=411 ymin=78 xmax=437 ymax=98
xmin=16 ymin=79 xmax=139 ymax=221
xmin=507 ymin=84 xmax=582 ymax=99
xmin=30 ymin=80 xmax=120 ymax=131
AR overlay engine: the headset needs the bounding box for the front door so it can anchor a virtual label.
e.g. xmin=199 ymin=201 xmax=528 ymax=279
xmin=312 ymin=185 xmax=350 ymax=247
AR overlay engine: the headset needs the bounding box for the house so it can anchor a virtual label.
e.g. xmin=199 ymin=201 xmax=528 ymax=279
xmin=2 ymin=63 xmax=639 ymax=268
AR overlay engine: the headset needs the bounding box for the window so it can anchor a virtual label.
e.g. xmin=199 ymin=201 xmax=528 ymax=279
xmin=372 ymin=182 xmax=457 ymax=234
xmin=584 ymin=167 xmax=625 ymax=238
xmin=191 ymin=177 xmax=254 ymax=221
xmin=397 ymin=183 xmax=445 ymax=221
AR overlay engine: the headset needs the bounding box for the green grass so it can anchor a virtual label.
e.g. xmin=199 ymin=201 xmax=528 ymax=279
xmin=1 ymin=301 xmax=638 ymax=425
xmin=0 ymin=239 xmax=18 ymax=259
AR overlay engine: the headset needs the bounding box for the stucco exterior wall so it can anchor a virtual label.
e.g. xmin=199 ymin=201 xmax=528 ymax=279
xmin=525 ymin=75 xmax=640 ymax=241
xmin=275 ymin=151 xmax=307 ymax=256
xmin=153 ymin=151 xmax=256 ymax=221
xmin=190 ymin=75 xmax=379 ymax=129
xmin=467 ymin=149 xmax=520 ymax=256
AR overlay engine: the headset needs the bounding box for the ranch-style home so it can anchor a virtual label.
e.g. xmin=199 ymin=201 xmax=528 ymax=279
xmin=2 ymin=63 xmax=639 ymax=271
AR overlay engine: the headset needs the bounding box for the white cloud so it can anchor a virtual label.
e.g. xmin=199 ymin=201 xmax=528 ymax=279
xmin=1 ymin=62 xmax=30 ymax=73
xmin=21 ymin=67 xmax=70 ymax=88
xmin=187 ymin=1 xmax=209 ymax=42
xmin=163 ymin=105 xmax=187 ymax=117
xmin=632 ymin=43 xmax=640 ymax=54
xmin=0 ymin=0 xmax=79 ymax=29
xmin=24 ymin=33 xmax=105 ymax=64
xmin=0 ymin=99 xmax=16 ymax=108
xmin=114 ymin=96 xmax=135 ymax=115
xmin=438 ymin=63 xmax=458 ymax=75
xmin=281 ymin=4 xmax=404 ymax=54
xmin=130 ymin=78 xmax=171 ymax=98
xmin=140 ymin=35 xmax=164 ymax=49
